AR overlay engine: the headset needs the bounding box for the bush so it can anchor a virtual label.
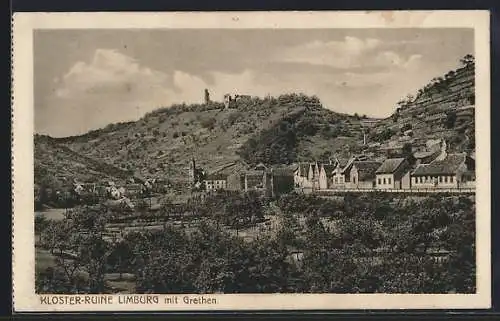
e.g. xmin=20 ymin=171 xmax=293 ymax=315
xmin=372 ymin=128 xmax=395 ymax=142
xmin=400 ymin=123 xmax=412 ymax=133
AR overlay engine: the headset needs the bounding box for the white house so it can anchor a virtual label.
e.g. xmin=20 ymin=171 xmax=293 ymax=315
xmin=318 ymin=164 xmax=336 ymax=189
xmin=306 ymin=162 xmax=321 ymax=190
xmin=349 ymin=161 xmax=382 ymax=189
xmin=338 ymin=155 xmax=368 ymax=188
xmin=204 ymin=173 xmax=228 ymax=191
xmin=294 ymin=162 xmax=335 ymax=190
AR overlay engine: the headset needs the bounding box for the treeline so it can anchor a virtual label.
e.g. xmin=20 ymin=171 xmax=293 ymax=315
xmin=238 ymin=95 xmax=358 ymax=165
xmin=36 ymin=193 xmax=475 ymax=294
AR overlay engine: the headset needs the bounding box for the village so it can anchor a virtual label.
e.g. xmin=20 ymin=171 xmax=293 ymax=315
xmin=198 ymin=137 xmax=475 ymax=197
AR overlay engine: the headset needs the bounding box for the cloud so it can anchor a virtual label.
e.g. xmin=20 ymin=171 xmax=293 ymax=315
xmin=278 ymin=36 xmax=382 ymax=69
xmin=55 ymin=49 xmax=172 ymax=99
xmin=374 ymin=51 xmax=423 ymax=69
xmin=43 ymin=49 xmax=214 ymax=136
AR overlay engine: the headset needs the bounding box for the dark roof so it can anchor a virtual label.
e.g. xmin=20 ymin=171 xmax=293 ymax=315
xmin=271 ymin=167 xmax=294 ymax=176
xmin=336 ymin=159 xmax=350 ymax=168
xmin=245 ymin=170 xmax=266 ymax=177
xmin=321 ymin=164 xmax=336 ymax=177
xmin=352 ymin=161 xmax=382 ymax=181
xmin=375 ymin=158 xmax=406 ymax=174
xmin=412 ymin=153 xmax=471 ymax=176
xmin=216 ymin=162 xmax=246 ymax=176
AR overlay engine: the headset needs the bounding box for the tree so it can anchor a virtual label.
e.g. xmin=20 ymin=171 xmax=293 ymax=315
xmin=201 ymin=118 xmax=217 ymax=130
xmin=402 ymin=143 xmax=413 ymax=158
xmin=444 ymin=70 xmax=456 ymax=80
xmin=35 ymin=215 xmax=49 ymax=245
xmin=108 ymin=240 xmax=134 ymax=280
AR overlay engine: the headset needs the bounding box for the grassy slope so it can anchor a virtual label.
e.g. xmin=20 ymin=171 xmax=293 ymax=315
xmin=35 ymin=135 xmax=134 ymax=187
xmin=51 ymin=95 xmax=365 ymax=183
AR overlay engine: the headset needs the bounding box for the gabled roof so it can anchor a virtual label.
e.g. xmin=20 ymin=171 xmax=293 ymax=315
xmin=335 ymin=157 xmax=350 ymax=169
xmin=205 ymin=173 xmax=228 ymax=180
xmin=294 ymin=163 xmax=310 ymax=175
xmin=352 ymin=161 xmax=382 ymax=181
xmin=375 ymin=158 xmax=406 ymax=174
xmin=215 ymin=162 xmax=246 ymax=176
xmin=412 ymin=153 xmax=471 ymax=176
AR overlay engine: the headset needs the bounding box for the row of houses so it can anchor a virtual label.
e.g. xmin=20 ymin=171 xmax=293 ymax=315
xmin=195 ymin=139 xmax=475 ymax=196
xmin=72 ymin=178 xmax=160 ymax=200
xmin=294 ymin=141 xmax=475 ymax=191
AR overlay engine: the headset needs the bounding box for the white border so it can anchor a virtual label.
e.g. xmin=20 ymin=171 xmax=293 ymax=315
xmin=12 ymin=11 xmax=491 ymax=312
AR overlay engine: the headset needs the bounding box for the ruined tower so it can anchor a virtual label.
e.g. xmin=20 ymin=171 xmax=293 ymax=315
xmin=204 ymin=89 xmax=211 ymax=104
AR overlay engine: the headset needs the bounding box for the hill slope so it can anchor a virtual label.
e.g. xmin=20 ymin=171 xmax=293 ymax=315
xmin=44 ymin=94 xmax=367 ymax=184
xmin=367 ymin=56 xmax=475 ymax=155
xmin=34 ymin=135 xmax=136 ymax=188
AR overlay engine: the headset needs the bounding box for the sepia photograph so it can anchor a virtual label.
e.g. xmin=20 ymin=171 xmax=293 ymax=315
xmin=12 ymin=11 xmax=491 ymax=311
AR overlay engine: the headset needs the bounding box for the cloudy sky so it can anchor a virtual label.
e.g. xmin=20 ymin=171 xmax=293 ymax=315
xmin=34 ymin=28 xmax=473 ymax=137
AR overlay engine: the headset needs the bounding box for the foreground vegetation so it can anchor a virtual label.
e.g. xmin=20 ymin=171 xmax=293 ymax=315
xmin=35 ymin=192 xmax=475 ymax=294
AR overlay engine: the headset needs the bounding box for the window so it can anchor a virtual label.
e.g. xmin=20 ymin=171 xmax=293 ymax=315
xmin=353 ymin=176 xmax=356 ymax=184
xmin=444 ymin=176 xmax=448 ymax=183
xmin=334 ymin=178 xmax=338 ymax=184
xmin=439 ymin=176 xmax=443 ymax=183
xmin=450 ymin=176 xmax=454 ymax=183
xmin=378 ymin=178 xmax=381 ymax=185
xmin=383 ymin=178 xmax=386 ymax=184
xmin=388 ymin=178 xmax=391 ymax=184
